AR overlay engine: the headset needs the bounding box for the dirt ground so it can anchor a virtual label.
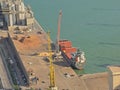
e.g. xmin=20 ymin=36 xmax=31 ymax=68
xmin=11 ymin=33 xmax=48 ymax=55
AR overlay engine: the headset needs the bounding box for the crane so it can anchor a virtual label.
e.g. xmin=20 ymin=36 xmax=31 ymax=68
xmin=56 ymin=10 xmax=62 ymax=54
xmin=47 ymin=32 xmax=58 ymax=90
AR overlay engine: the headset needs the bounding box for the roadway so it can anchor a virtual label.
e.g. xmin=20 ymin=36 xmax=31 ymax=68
xmin=4 ymin=38 xmax=28 ymax=86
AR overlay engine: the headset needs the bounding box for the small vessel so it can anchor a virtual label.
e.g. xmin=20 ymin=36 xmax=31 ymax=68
xmin=59 ymin=40 xmax=86 ymax=69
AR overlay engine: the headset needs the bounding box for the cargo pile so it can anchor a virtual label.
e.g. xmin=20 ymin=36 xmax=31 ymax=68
xmin=59 ymin=40 xmax=77 ymax=59
xmin=59 ymin=39 xmax=86 ymax=69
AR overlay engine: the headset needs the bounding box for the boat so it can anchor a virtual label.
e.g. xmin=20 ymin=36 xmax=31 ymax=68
xmin=59 ymin=40 xmax=86 ymax=69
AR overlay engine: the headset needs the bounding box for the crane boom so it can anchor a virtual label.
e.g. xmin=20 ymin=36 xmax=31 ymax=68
xmin=56 ymin=10 xmax=62 ymax=53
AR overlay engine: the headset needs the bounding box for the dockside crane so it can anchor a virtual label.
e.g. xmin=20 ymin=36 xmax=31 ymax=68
xmin=56 ymin=10 xmax=62 ymax=54
xmin=47 ymin=32 xmax=58 ymax=90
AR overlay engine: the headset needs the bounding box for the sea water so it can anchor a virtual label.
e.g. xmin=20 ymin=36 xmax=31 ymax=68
xmin=24 ymin=0 xmax=120 ymax=74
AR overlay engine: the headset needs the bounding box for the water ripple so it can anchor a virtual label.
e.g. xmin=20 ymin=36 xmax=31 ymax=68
xmin=86 ymin=23 xmax=120 ymax=27
xmin=96 ymin=56 xmax=120 ymax=61
xmin=92 ymin=8 xmax=120 ymax=11
xmin=98 ymin=42 xmax=120 ymax=46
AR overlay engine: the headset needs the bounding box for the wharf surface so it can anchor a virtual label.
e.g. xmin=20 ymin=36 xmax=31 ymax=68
xmin=7 ymin=19 xmax=109 ymax=90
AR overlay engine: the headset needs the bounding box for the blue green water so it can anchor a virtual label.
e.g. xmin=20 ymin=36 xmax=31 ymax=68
xmin=24 ymin=0 xmax=120 ymax=74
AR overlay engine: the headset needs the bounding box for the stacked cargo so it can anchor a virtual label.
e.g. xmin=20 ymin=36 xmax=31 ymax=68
xmin=59 ymin=40 xmax=77 ymax=54
xmin=59 ymin=40 xmax=77 ymax=59
xmin=59 ymin=40 xmax=72 ymax=48
xmin=59 ymin=39 xmax=86 ymax=69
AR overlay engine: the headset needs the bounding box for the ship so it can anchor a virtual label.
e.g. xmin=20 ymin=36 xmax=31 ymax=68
xmin=55 ymin=10 xmax=86 ymax=70
xmin=59 ymin=40 xmax=86 ymax=70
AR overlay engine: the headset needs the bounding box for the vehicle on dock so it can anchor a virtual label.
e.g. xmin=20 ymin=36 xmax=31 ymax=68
xmin=59 ymin=40 xmax=86 ymax=70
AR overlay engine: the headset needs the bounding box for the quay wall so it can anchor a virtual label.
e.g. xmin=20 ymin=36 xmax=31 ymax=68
xmin=7 ymin=33 xmax=30 ymax=85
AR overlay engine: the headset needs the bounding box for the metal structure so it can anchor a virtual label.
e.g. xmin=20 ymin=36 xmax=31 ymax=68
xmin=56 ymin=10 xmax=62 ymax=53
xmin=47 ymin=32 xmax=58 ymax=90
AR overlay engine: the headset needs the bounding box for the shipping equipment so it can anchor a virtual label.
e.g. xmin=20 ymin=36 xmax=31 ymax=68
xmin=55 ymin=10 xmax=62 ymax=57
xmin=55 ymin=10 xmax=86 ymax=69
xmin=47 ymin=32 xmax=58 ymax=90
xmin=59 ymin=40 xmax=86 ymax=70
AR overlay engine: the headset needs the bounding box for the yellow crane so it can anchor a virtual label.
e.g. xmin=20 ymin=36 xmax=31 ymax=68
xmin=47 ymin=32 xmax=58 ymax=90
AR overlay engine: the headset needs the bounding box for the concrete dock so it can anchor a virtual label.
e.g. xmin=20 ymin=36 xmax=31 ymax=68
xmin=0 ymin=15 xmax=110 ymax=90
xmin=8 ymin=21 xmax=109 ymax=90
xmin=0 ymin=0 xmax=111 ymax=89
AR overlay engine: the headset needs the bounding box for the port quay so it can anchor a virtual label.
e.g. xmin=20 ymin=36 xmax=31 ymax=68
xmin=0 ymin=0 xmax=119 ymax=90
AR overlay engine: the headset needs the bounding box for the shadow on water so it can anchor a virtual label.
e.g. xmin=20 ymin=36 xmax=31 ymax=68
xmin=74 ymin=69 xmax=86 ymax=75
xmin=98 ymin=42 xmax=120 ymax=46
